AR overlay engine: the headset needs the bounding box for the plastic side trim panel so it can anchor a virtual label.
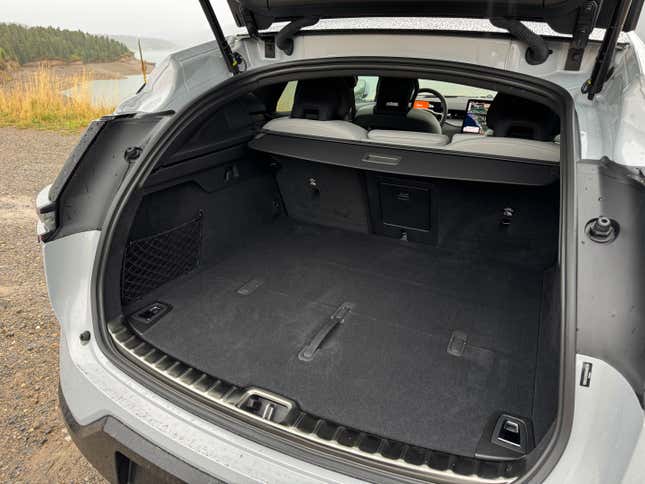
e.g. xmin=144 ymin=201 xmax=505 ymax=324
xmin=576 ymin=160 xmax=645 ymax=395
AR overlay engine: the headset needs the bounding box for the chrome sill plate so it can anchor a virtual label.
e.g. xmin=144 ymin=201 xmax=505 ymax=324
xmin=109 ymin=319 xmax=521 ymax=483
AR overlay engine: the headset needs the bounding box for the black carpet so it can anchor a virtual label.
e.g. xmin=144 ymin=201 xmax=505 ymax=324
xmin=130 ymin=221 xmax=545 ymax=457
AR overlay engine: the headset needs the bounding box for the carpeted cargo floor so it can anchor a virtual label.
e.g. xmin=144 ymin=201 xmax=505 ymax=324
xmin=129 ymin=221 xmax=545 ymax=457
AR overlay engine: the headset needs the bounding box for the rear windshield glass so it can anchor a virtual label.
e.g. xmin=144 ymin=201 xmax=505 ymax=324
xmin=355 ymin=76 xmax=495 ymax=102
xmin=275 ymin=77 xmax=496 ymax=113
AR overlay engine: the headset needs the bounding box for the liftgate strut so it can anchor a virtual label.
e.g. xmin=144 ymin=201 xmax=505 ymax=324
xmin=583 ymin=0 xmax=634 ymax=99
xmin=198 ymin=0 xmax=240 ymax=75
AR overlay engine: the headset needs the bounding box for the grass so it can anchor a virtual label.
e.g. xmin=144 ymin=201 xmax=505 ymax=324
xmin=0 ymin=67 xmax=115 ymax=131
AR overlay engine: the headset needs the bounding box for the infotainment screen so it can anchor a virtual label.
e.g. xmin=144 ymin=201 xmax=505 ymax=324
xmin=461 ymin=99 xmax=492 ymax=134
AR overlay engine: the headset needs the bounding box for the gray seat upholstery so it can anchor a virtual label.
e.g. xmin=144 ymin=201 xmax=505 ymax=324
xmin=263 ymin=117 xmax=368 ymax=140
xmin=263 ymin=76 xmax=447 ymax=146
xmin=442 ymin=137 xmax=560 ymax=162
xmin=367 ymin=129 xmax=449 ymax=148
xmin=354 ymin=77 xmax=442 ymax=134
xmin=260 ymin=79 xmax=558 ymax=162
xmin=441 ymin=93 xmax=561 ymax=162
xmin=262 ymin=76 xmax=370 ymax=140
xmin=450 ymin=133 xmax=482 ymax=144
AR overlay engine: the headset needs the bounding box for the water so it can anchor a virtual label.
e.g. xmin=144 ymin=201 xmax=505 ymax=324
xmin=61 ymin=50 xmax=177 ymax=107
xmin=62 ymin=74 xmax=145 ymax=107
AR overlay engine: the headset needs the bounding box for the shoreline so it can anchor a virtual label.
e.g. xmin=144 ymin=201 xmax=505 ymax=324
xmin=0 ymin=58 xmax=155 ymax=130
xmin=0 ymin=57 xmax=155 ymax=88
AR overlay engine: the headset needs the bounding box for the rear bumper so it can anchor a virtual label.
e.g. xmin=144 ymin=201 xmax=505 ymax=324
xmin=58 ymin=327 xmax=361 ymax=484
xmin=49 ymin=231 xmax=363 ymax=484
xmin=48 ymin=232 xmax=645 ymax=484
xmin=59 ymin=384 xmax=217 ymax=484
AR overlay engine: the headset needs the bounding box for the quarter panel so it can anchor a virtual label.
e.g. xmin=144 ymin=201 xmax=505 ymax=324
xmin=576 ymin=160 xmax=645 ymax=398
xmin=544 ymin=356 xmax=643 ymax=484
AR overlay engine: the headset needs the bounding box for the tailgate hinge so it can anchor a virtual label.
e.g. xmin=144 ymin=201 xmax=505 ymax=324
xmin=241 ymin=8 xmax=260 ymax=38
xmin=276 ymin=17 xmax=319 ymax=55
xmin=565 ymin=0 xmax=602 ymax=71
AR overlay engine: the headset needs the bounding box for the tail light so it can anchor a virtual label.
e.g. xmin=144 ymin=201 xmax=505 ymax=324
xmin=36 ymin=184 xmax=57 ymax=242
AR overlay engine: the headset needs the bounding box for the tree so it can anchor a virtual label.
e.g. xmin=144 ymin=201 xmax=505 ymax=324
xmin=0 ymin=23 xmax=133 ymax=65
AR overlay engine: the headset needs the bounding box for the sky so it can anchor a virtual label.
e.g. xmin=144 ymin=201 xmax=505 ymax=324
xmin=1 ymin=0 xmax=240 ymax=47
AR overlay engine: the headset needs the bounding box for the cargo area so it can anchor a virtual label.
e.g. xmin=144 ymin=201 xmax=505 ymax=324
xmin=113 ymin=152 xmax=561 ymax=459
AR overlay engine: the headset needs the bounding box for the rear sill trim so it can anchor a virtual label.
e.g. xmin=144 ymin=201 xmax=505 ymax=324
xmin=108 ymin=319 xmax=523 ymax=483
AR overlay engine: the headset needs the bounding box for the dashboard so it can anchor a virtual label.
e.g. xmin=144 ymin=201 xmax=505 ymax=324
xmin=413 ymin=94 xmax=495 ymax=137
xmin=462 ymin=99 xmax=492 ymax=134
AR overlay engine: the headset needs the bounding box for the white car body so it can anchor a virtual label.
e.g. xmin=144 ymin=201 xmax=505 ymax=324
xmin=39 ymin=8 xmax=645 ymax=483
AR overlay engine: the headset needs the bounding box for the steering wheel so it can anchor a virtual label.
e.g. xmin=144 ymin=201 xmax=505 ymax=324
xmin=415 ymin=88 xmax=448 ymax=127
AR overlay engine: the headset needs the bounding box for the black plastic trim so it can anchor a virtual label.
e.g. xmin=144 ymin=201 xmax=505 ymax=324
xmin=230 ymin=0 xmax=643 ymax=33
xmin=583 ymin=0 xmax=635 ymax=99
xmin=198 ymin=0 xmax=240 ymax=74
xmin=254 ymin=27 xmax=614 ymax=43
xmin=48 ymin=113 xmax=173 ymax=241
xmin=49 ymin=118 xmax=110 ymax=201
xmin=91 ymin=57 xmax=577 ymax=484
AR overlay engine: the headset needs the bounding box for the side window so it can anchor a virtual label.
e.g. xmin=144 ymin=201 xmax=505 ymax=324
xmin=276 ymin=77 xmax=378 ymax=113
xmin=276 ymin=81 xmax=298 ymax=113
xmin=355 ymin=76 xmax=378 ymax=102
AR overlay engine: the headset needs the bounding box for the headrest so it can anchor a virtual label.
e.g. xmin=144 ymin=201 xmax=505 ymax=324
xmin=486 ymin=93 xmax=560 ymax=142
xmin=374 ymin=77 xmax=419 ymax=115
xmin=291 ymin=77 xmax=357 ymax=121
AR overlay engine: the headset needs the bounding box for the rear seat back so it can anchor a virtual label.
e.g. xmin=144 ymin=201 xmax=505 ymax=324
xmin=444 ymin=137 xmax=560 ymax=162
xmin=261 ymin=79 xmax=560 ymax=162
xmin=264 ymin=118 xmax=368 ymax=140
xmin=440 ymin=93 xmax=560 ymax=161
xmin=367 ymin=130 xmax=449 ymax=148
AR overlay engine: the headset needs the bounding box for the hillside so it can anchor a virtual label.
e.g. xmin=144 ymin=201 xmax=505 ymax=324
xmin=0 ymin=23 xmax=132 ymax=67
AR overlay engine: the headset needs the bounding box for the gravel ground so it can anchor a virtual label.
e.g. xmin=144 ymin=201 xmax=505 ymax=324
xmin=0 ymin=127 xmax=105 ymax=483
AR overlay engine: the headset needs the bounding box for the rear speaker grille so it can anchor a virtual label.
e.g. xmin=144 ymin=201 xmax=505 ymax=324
xmin=121 ymin=213 xmax=202 ymax=305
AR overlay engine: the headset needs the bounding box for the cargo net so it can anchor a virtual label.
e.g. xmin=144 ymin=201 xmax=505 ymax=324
xmin=121 ymin=214 xmax=202 ymax=306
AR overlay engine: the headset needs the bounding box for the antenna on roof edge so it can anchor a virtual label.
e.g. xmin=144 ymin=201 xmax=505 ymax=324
xmin=138 ymin=39 xmax=148 ymax=84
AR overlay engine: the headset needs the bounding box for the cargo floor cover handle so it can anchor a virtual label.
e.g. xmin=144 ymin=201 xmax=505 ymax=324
xmin=298 ymin=302 xmax=355 ymax=362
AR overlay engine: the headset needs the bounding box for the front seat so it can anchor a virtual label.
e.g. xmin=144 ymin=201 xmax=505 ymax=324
xmin=354 ymin=77 xmax=442 ymax=134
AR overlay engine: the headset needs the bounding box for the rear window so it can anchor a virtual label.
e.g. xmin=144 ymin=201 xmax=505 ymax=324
xmin=355 ymin=76 xmax=495 ymax=102
xmin=277 ymin=77 xmax=496 ymax=114
xmin=276 ymin=81 xmax=298 ymax=112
